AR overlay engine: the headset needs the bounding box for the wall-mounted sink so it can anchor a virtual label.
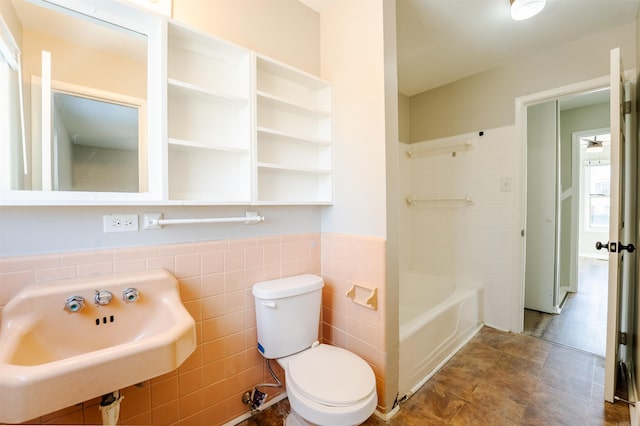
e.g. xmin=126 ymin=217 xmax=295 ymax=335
xmin=0 ymin=269 xmax=196 ymax=424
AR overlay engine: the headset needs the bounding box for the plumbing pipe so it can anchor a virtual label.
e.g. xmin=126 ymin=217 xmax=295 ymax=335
xmin=99 ymin=391 xmax=123 ymax=426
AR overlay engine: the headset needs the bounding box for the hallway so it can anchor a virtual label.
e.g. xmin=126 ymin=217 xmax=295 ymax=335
xmin=524 ymin=257 xmax=608 ymax=356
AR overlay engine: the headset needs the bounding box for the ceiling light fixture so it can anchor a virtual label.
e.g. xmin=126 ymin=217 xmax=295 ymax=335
xmin=510 ymin=0 xmax=546 ymax=21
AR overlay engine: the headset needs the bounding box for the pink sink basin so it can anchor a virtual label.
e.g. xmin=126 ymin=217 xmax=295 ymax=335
xmin=0 ymin=269 xmax=196 ymax=424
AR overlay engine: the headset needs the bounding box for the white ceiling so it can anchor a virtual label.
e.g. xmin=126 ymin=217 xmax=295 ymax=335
xmin=397 ymin=0 xmax=640 ymax=96
xmin=301 ymin=0 xmax=640 ymax=97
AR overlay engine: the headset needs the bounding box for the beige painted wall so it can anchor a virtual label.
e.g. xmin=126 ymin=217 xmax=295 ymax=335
xmin=0 ymin=0 xmax=21 ymax=48
xmin=172 ymin=0 xmax=320 ymax=76
xmin=398 ymin=92 xmax=410 ymax=143
xmin=318 ymin=0 xmax=397 ymax=413
xmin=319 ymin=0 xmax=388 ymax=238
xmin=382 ymin=0 xmax=400 ymax=415
xmin=409 ymin=22 xmax=636 ymax=142
xmin=22 ymin=31 xmax=146 ymax=99
xmin=560 ymin=102 xmax=609 ymax=191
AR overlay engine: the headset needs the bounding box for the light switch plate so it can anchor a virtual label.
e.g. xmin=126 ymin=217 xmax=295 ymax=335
xmin=500 ymin=177 xmax=513 ymax=192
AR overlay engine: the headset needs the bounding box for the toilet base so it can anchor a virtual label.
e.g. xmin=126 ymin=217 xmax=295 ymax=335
xmin=286 ymin=410 xmax=316 ymax=426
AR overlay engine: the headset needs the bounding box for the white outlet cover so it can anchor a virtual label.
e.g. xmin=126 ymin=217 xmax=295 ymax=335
xmin=103 ymin=214 xmax=138 ymax=233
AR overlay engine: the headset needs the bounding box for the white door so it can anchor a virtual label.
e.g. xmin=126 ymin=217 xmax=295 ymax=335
xmin=603 ymin=47 xmax=635 ymax=403
xmin=524 ymin=100 xmax=560 ymax=313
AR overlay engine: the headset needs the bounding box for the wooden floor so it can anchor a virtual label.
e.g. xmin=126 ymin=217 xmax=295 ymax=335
xmin=524 ymin=257 xmax=608 ymax=356
xmin=244 ymin=327 xmax=630 ymax=425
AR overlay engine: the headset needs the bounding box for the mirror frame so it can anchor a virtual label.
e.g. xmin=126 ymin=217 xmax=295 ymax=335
xmin=0 ymin=0 xmax=164 ymax=205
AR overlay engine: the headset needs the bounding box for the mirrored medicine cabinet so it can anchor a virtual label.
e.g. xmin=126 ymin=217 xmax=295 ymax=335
xmin=0 ymin=0 xmax=163 ymax=203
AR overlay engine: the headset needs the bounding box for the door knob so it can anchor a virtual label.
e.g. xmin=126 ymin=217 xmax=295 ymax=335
xmin=620 ymin=243 xmax=636 ymax=253
xmin=596 ymin=241 xmax=635 ymax=253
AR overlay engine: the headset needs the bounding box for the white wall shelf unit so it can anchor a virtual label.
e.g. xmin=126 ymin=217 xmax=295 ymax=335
xmin=254 ymin=55 xmax=332 ymax=204
xmin=2 ymin=13 xmax=333 ymax=206
xmin=257 ymin=167 xmax=332 ymax=205
xmin=167 ymin=22 xmax=251 ymax=203
xmin=167 ymin=84 xmax=250 ymax=151
xmin=168 ymin=145 xmax=251 ymax=202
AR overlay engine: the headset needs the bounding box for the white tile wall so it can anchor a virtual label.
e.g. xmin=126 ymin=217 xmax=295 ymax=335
xmin=400 ymin=125 xmax=520 ymax=331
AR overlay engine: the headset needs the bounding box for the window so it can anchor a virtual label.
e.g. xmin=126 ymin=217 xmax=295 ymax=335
xmin=586 ymin=161 xmax=610 ymax=228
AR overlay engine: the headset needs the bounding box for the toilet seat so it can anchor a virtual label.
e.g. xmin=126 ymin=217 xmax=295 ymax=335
xmin=287 ymin=344 xmax=376 ymax=407
xmin=281 ymin=344 xmax=378 ymax=425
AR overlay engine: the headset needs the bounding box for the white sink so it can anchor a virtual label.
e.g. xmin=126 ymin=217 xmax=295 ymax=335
xmin=0 ymin=269 xmax=196 ymax=424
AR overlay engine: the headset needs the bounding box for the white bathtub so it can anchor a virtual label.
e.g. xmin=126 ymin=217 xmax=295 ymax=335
xmin=398 ymin=272 xmax=484 ymax=399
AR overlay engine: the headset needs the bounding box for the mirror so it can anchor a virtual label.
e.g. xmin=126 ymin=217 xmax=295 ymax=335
xmin=52 ymin=91 xmax=140 ymax=192
xmin=1 ymin=0 xmax=147 ymax=193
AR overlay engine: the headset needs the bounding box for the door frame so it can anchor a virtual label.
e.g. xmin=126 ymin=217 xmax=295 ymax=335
xmin=571 ymin=127 xmax=611 ymax=292
xmin=514 ymin=75 xmax=612 ymax=333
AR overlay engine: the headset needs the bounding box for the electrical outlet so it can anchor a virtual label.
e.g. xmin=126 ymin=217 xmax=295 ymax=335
xmin=103 ymin=214 xmax=138 ymax=233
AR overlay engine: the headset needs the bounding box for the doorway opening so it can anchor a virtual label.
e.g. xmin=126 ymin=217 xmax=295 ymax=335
xmin=524 ymin=129 xmax=611 ymax=356
xmin=516 ymin=48 xmax=634 ymax=405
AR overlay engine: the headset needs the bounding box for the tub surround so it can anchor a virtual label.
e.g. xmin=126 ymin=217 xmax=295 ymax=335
xmin=398 ymin=274 xmax=484 ymax=398
xmin=399 ymin=125 xmax=520 ymax=332
xmin=0 ymin=232 xmax=386 ymax=425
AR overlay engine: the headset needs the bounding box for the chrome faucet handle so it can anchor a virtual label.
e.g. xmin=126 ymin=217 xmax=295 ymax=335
xmin=122 ymin=288 xmax=139 ymax=303
xmin=94 ymin=290 xmax=113 ymax=305
xmin=64 ymin=296 xmax=85 ymax=313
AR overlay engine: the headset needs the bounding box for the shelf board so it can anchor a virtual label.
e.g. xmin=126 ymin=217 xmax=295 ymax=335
xmin=169 ymin=22 xmax=249 ymax=65
xmin=254 ymin=200 xmax=332 ymax=206
xmin=168 ymin=196 xmax=252 ymax=204
xmin=256 ymin=55 xmax=330 ymax=90
xmin=169 ymin=79 xmax=248 ymax=104
xmin=257 ymin=91 xmax=330 ymax=116
xmin=257 ymin=162 xmax=332 ymax=175
xmin=256 ymin=127 xmax=330 ymax=146
xmin=169 ymin=138 xmax=249 ymax=154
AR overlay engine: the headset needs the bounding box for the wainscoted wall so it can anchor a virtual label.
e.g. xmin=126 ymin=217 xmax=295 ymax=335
xmin=321 ymin=233 xmax=387 ymax=412
xmin=0 ymin=232 xmax=387 ymax=425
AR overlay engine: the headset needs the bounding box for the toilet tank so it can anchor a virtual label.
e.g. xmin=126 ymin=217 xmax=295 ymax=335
xmin=252 ymin=274 xmax=324 ymax=359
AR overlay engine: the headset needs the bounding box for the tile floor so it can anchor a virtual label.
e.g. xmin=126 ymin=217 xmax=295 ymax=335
xmin=524 ymin=257 xmax=608 ymax=356
xmin=241 ymin=327 xmax=631 ymax=425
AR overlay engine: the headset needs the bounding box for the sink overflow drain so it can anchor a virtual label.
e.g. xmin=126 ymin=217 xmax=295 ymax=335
xmin=95 ymin=315 xmax=115 ymax=326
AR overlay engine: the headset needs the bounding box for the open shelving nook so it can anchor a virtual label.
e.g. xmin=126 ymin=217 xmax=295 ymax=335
xmin=167 ymin=22 xmax=252 ymax=203
xmin=255 ymin=55 xmax=332 ymax=204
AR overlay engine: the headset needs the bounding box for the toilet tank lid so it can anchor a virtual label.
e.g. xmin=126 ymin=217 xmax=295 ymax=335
xmin=252 ymin=274 xmax=324 ymax=299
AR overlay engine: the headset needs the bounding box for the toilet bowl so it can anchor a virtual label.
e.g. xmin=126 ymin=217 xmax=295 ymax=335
xmin=278 ymin=343 xmax=377 ymax=426
xmin=252 ymin=274 xmax=378 ymax=426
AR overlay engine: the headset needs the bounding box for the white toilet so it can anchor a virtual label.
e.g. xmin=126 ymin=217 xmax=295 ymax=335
xmin=252 ymin=274 xmax=377 ymax=426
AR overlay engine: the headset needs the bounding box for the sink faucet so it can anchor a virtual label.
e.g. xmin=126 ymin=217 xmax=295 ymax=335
xmin=94 ymin=290 xmax=113 ymax=306
xmin=122 ymin=288 xmax=140 ymax=303
xmin=64 ymin=296 xmax=85 ymax=313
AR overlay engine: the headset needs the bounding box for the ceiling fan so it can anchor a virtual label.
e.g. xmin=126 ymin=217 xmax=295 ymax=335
xmin=583 ymin=136 xmax=604 ymax=153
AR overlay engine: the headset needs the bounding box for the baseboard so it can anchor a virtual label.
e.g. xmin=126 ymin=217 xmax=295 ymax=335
xmin=225 ymin=392 xmax=288 ymax=426
xmin=627 ymin=363 xmax=638 ymax=426
xmin=373 ymin=404 xmax=400 ymax=421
